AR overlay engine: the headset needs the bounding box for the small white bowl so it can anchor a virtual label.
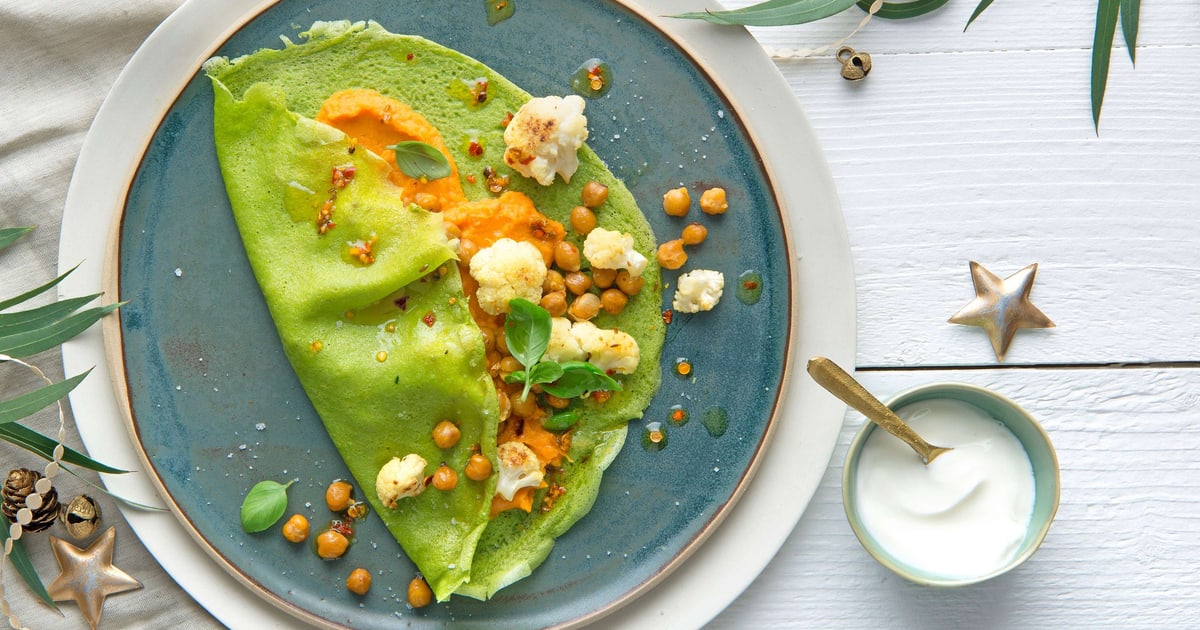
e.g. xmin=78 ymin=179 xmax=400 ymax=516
xmin=841 ymin=382 xmax=1060 ymax=586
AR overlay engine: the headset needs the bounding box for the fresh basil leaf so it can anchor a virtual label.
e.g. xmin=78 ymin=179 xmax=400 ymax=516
xmin=387 ymin=141 xmax=452 ymax=180
xmin=543 ymin=409 xmax=582 ymax=431
xmin=240 ymin=479 xmax=294 ymax=533
xmin=541 ymin=361 xmax=621 ymax=399
xmin=672 ymin=0 xmax=857 ymax=26
xmin=528 ymin=361 xmax=565 ymax=384
xmin=505 ymin=298 xmax=552 ymax=370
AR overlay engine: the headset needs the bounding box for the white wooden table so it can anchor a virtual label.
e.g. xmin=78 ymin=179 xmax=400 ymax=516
xmin=4 ymin=1 xmax=1199 ymax=628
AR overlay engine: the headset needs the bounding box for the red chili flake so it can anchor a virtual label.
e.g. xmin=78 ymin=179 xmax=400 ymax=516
xmin=588 ymin=66 xmax=605 ymax=92
xmin=406 ymin=53 xmax=415 ymax=61
xmin=422 ymin=311 xmax=436 ymax=327
xmin=394 ymin=296 xmax=409 ymax=311
xmin=466 ymin=174 xmax=478 ymax=184
xmin=743 ymin=280 xmax=760 ymax=290
xmin=662 ymin=309 xmax=674 ymax=324
xmin=330 ymin=520 xmax=354 ymax=537
xmin=470 ymin=79 xmax=489 ymax=104
xmin=468 ymin=141 xmax=483 ymax=157
xmin=331 ymin=165 xmax=356 ymax=189
xmin=500 ymin=112 xmax=513 ymax=128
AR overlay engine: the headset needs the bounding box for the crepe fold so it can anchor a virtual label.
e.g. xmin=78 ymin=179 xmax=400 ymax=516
xmin=207 ymin=20 xmax=663 ymax=601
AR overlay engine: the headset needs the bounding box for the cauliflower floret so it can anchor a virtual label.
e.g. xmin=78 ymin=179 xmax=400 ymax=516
xmin=495 ymin=441 xmax=544 ymax=501
xmin=582 ymin=227 xmax=648 ymax=278
xmin=545 ymin=317 xmax=587 ymax=363
xmin=570 ymin=320 xmax=641 ymax=376
xmin=672 ymin=269 xmax=725 ymax=313
xmin=503 ymin=95 xmax=589 ymax=186
xmin=469 ymin=238 xmax=547 ymax=316
xmin=375 ymin=453 xmax=427 ymax=508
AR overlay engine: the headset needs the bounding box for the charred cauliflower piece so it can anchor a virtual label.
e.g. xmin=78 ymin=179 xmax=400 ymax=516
xmin=503 ymin=95 xmax=589 ymax=186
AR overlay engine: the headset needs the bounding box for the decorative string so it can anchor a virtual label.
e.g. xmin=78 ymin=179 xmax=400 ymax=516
xmin=0 ymin=354 xmax=67 ymax=630
xmin=765 ymin=0 xmax=884 ymax=60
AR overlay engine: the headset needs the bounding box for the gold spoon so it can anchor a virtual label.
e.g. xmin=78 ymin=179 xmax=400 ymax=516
xmin=807 ymin=356 xmax=952 ymax=465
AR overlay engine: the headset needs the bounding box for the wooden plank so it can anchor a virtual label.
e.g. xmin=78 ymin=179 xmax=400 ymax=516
xmin=772 ymin=46 xmax=1200 ymax=366
xmin=711 ymin=367 xmax=1200 ymax=628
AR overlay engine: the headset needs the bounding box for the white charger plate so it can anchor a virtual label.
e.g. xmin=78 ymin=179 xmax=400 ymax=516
xmin=58 ymin=0 xmax=855 ymax=627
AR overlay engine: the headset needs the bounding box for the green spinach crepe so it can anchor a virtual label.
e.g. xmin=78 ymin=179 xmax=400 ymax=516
xmin=206 ymin=21 xmax=663 ymax=601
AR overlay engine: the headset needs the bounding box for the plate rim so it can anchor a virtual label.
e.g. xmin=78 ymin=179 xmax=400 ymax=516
xmin=59 ymin=1 xmax=856 ymax=628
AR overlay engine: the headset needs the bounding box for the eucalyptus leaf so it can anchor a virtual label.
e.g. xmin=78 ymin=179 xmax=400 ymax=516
xmin=0 ymin=368 xmax=90 ymax=426
xmin=0 ymin=302 xmax=122 ymax=358
xmin=964 ymin=0 xmax=995 ymax=30
xmin=0 ymin=226 xmax=34 ymax=253
xmin=61 ymin=464 xmax=164 ymax=511
xmin=1092 ymin=0 xmax=1121 ymax=131
xmin=240 ymin=479 xmax=294 ymax=533
xmin=856 ymin=0 xmax=950 ymax=20
xmin=0 ymin=423 xmax=128 ymax=474
xmin=0 ymin=293 xmax=102 ymax=333
xmin=1 ymin=516 xmax=59 ymax=609
xmin=1120 ymin=0 xmax=1140 ymax=65
xmin=672 ymin=0 xmax=857 ymax=27
xmin=387 ymin=141 xmax=452 ymax=180
xmin=0 ymin=263 xmax=78 ymax=312
xmin=540 ymin=361 xmax=621 ymax=399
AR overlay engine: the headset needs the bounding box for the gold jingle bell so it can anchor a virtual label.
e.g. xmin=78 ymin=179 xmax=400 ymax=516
xmin=60 ymin=494 xmax=102 ymax=540
xmin=837 ymin=46 xmax=872 ymax=81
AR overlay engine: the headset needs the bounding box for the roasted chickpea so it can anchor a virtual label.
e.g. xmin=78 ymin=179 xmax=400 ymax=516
xmin=281 ymin=514 xmax=310 ymax=543
xmin=699 ymin=187 xmax=728 ymax=215
xmin=592 ymin=267 xmax=617 ymax=289
xmin=510 ymin=390 xmax=540 ymax=418
xmin=569 ymin=205 xmax=597 ymax=235
xmin=568 ymin=293 xmax=601 ymax=321
xmin=431 ymin=464 xmax=459 ymax=491
xmin=458 ymin=238 xmax=479 ymax=264
xmin=499 ymin=355 xmax=523 ymax=375
xmin=480 ymin=327 xmax=496 ymax=350
xmin=656 ymin=239 xmax=688 ymax=270
xmin=443 ymin=221 xmax=462 ymax=239
xmin=544 ymin=394 xmax=570 ymax=410
xmin=316 ymin=529 xmax=350 ymax=559
xmin=581 ymin=180 xmax=609 ymax=208
xmin=554 ymin=241 xmax=582 ymax=272
xmin=600 ymin=288 xmax=628 ymax=315
xmin=662 ymin=187 xmax=691 ymax=217
xmin=408 ymin=576 xmax=433 ymax=608
xmin=681 ymin=222 xmax=708 ymax=246
xmin=346 ymin=568 xmax=372 ymax=595
xmin=540 ymin=290 xmax=568 ymax=317
xmin=564 ymin=271 xmax=592 ymax=295
xmin=495 ymin=329 xmax=509 ymax=355
xmin=465 ymin=453 xmax=493 ymax=481
xmin=543 ymin=269 xmax=566 ymax=293
xmin=432 ymin=420 xmax=462 ymax=449
xmin=414 ymin=193 xmax=441 ymax=212
xmin=325 ymin=480 xmax=354 ymax=512
xmin=616 ymin=270 xmax=644 ymax=295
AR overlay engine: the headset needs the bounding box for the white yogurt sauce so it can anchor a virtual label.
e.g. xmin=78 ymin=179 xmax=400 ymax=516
xmin=854 ymin=398 xmax=1035 ymax=578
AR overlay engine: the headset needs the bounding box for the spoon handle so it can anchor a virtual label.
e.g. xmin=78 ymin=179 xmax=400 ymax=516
xmin=806 ymin=357 xmax=950 ymax=464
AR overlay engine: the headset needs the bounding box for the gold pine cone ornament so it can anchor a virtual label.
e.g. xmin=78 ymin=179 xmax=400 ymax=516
xmin=2 ymin=468 xmax=60 ymax=533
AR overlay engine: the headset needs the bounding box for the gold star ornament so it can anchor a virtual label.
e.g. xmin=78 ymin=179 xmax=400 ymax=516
xmin=46 ymin=527 xmax=142 ymax=629
xmin=948 ymin=261 xmax=1054 ymax=361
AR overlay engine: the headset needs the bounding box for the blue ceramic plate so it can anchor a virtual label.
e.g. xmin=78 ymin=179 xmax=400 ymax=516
xmin=111 ymin=1 xmax=791 ymax=628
